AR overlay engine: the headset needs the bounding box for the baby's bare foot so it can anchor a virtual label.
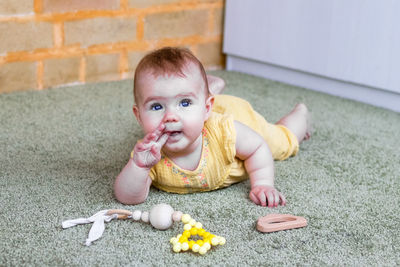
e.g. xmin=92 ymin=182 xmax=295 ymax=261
xmin=294 ymin=103 xmax=312 ymax=141
xmin=276 ymin=103 xmax=312 ymax=143
xmin=207 ymin=75 xmax=225 ymax=95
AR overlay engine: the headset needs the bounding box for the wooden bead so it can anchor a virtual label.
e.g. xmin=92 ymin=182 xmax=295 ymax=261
xmin=172 ymin=211 xmax=183 ymax=222
xmin=141 ymin=211 xmax=149 ymax=223
xmin=149 ymin=203 xmax=174 ymax=230
xmin=132 ymin=210 xmax=142 ymax=221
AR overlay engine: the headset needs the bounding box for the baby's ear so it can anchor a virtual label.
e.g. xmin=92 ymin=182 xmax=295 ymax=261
xmin=132 ymin=105 xmax=142 ymax=125
xmin=204 ymin=95 xmax=214 ymax=121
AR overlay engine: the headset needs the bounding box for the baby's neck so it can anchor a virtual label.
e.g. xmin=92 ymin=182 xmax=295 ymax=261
xmin=162 ymin=135 xmax=203 ymax=171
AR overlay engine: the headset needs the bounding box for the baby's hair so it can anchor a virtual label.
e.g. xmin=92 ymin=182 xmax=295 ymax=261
xmin=134 ymin=47 xmax=209 ymax=102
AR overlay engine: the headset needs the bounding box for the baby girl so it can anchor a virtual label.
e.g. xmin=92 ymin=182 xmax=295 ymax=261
xmin=114 ymin=47 xmax=311 ymax=207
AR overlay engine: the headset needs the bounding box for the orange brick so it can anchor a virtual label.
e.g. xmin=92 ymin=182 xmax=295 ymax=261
xmin=212 ymin=7 xmax=224 ymax=35
xmin=0 ymin=62 xmax=37 ymax=93
xmin=43 ymin=57 xmax=80 ymax=88
xmin=64 ymin=17 xmax=136 ymax=47
xmin=196 ymin=42 xmax=224 ymax=68
xmin=129 ymin=0 xmax=180 ymax=8
xmin=0 ymin=21 xmax=53 ymax=54
xmin=0 ymin=0 xmax=33 ymax=15
xmin=144 ymin=9 xmax=208 ymax=40
xmin=42 ymin=0 xmax=120 ymax=13
xmin=126 ymin=51 xmax=146 ymax=78
xmin=129 ymin=0 xmax=223 ymax=7
xmin=86 ymin=53 xmax=119 ymax=82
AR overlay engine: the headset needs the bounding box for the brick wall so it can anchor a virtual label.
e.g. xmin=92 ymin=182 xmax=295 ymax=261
xmin=0 ymin=0 xmax=225 ymax=93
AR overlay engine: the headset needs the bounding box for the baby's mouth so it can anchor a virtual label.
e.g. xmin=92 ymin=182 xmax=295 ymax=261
xmin=164 ymin=131 xmax=182 ymax=143
xmin=165 ymin=131 xmax=182 ymax=136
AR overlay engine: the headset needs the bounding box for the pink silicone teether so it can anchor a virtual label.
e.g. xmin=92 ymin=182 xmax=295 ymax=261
xmin=256 ymin=214 xmax=307 ymax=233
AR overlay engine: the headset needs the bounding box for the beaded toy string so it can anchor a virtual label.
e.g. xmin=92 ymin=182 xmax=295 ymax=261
xmin=62 ymin=203 xmax=225 ymax=255
xmin=169 ymin=213 xmax=225 ymax=254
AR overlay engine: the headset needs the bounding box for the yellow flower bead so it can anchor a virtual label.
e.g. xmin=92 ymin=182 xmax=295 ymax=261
xmin=189 ymin=227 xmax=198 ymax=236
xmin=181 ymin=214 xmax=191 ymax=224
xmin=188 ymin=240 xmax=195 ymax=249
xmin=203 ymin=232 xmax=210 ymax=239
xmin=189 ymin=219 xmax=196 ymax=227
xmin=181 ymin=242 xmax=189 ymax=251
xmin=179 ymin=236 xmax=187 ymax=243
xmin=198 ymin=228 xmax=206 ymax=236
xmin=192 ymin=244 xmax=200 ymax=253
xmin=211 ymin=237 xmax=219 ymax=246
xmin=203 ymin=242 xmax=211 ymax=251
xmin=182 ymin=230 xmax=191 ymax=238
xmin=199 ymin=246 xmax=208 ymax=255
xmin=183 ymin=224 xmax=192 ymax=231
xmin=196 ymin=240 xmax=204 ymax=247
xmin=173 ymin=243 xmax=181 ymax=253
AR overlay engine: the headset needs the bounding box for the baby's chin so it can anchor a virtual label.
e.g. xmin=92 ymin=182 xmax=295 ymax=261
xmin=162 ymin=134 xmax=202 ymax=155
xmin=162 ymin=142 xmax=186 ymax=154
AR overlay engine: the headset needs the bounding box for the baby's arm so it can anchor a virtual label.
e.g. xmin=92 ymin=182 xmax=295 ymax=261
xmin=234 ymin=121 xmax=286 ymax=207
xmin=114 ymin=123 xmax=169 ymax=205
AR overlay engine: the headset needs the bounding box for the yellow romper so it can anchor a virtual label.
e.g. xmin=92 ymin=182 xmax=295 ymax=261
xmin=149 ymin=94 xmax=299 ymax=194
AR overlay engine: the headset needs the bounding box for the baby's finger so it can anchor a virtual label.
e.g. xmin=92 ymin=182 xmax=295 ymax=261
xmin=249 ymin=191 xmax=261 ymax=205
xmin=257 ymin=191 xmax=267 ymax=207
xmin=153 ymin=123 xmax=166 ymax=139
xmin=142 ymin=124 xmax=166 ymax=144
xmin=266 ymin=191 xmax=275 ymax=208
xmin=279 ymin=192 xmax=287 ymax=206
xmin=135 ymin=141 xmax=148 ymax=152
xmin=150 ymin=144 xmax=161 ymax=159
xmin=273 ymin=190 xmax=280 ymax=207
xmin=143 ymin=132 xmax=157 ymax=143
xmin=157 ymin=133 xmax=169 ymax=147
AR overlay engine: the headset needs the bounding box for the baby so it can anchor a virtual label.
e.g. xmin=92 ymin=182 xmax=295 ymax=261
xmin=114 ymin=47 xmax=311 ymax=207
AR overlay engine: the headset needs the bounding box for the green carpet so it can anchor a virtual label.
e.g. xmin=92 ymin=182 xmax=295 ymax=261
xmin=1 ymin=70 xmax=399 ymax=266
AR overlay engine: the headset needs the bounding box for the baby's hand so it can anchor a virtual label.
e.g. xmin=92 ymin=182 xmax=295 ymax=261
xmin=249 ymin=185 xmax=286 ymax=208
xmin=132 ymin=123 xmax=169 ymax=169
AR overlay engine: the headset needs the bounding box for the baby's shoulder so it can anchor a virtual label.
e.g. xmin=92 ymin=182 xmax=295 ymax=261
xmin=205 ymin=112 xmax=234 ymax=134
xmin=204 ymin=112 xmax=236 ymax=151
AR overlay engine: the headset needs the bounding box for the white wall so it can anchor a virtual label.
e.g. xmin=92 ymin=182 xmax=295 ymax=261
xmin=224 ymin=0 xmax=400 ymax=112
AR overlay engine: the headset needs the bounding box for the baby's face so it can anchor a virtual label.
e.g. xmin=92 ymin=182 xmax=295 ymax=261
xmin=134 ymin=64 xmax=213 ymax=155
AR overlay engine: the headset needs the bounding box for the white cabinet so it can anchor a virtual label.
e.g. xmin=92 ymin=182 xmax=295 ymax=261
xmin=224 ymin=0 xmax=400 ymax=112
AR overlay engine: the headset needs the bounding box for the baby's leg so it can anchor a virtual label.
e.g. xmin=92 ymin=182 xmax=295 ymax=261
xmin=276 ymin=103 xmax=311 ymax=143
xmin=207 ymin=75 xmax=225 ymax=95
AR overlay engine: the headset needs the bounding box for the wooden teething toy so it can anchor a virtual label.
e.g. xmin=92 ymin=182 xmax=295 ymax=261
xmin=62 ymin=203 xmax=225 ymax=255
xmin=256 ymin=213 xmax=307 ymax=233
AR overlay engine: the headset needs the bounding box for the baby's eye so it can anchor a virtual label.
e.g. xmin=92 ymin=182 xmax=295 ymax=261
xmin=150 ymin=103 xmax=163 ymax=111
xmin=180 ymin=99 xmax=192 ymax=107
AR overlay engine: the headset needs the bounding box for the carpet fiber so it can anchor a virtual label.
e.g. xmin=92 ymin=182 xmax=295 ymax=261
xmin=1 ymin=71 xmax=399 ymax=266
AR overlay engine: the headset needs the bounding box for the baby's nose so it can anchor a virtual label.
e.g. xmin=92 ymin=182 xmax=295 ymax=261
xmin=163 ymin=111 xmax=178 ymax=123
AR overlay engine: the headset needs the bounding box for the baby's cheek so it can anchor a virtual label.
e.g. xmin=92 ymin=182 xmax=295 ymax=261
xmin=185 ymin=119 xmax=204 ymax=138
xmin=141 ymin=117 xmax=162 ymax=134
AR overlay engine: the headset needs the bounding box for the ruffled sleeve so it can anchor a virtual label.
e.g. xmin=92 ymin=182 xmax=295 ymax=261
xmin=204 ymin=112 xmax=237 ymax=164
